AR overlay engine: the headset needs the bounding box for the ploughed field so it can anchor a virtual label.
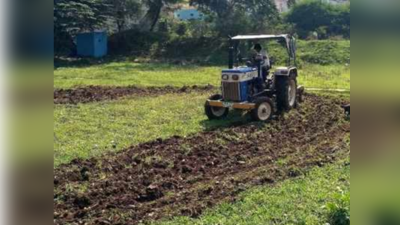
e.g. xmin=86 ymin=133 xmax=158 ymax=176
xmin=54 ymin=93 xmax=350 ymax=224
xmin=54 ymin=85 xmax=216 ymax=104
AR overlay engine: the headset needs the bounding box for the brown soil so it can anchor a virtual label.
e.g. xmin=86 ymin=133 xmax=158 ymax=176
xmin=54 ymin=85 xmax=216 ymax=104
xmin=54 ymin=94 xmax=350 ymax=225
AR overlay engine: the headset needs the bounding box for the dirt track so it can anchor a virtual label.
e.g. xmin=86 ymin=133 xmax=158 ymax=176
xmin=54 ymin=85 xmax=216 ymax=104
xmin=54 ymin=94 xmax=350 ymax=224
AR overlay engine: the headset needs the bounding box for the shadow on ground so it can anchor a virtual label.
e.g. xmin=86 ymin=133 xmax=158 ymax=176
xmin=200 ymin=110 xmax=271 ymax=132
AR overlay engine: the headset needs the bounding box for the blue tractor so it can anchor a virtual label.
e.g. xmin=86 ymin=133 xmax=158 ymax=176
xmin=205 ymin=34 xmax=304 ymax=121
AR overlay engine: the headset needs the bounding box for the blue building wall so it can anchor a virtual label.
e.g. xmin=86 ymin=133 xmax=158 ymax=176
xmin=174 ymin=9 xmax=204 ymax=20
xmin=77 ymin=32 xmax=107 ymax=58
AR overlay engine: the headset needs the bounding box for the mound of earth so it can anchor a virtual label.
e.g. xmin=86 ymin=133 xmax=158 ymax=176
xmin=54 ymin=94 xmax=350 ymax=224
xmin=54 ymin=85 xmax=215 ymax=104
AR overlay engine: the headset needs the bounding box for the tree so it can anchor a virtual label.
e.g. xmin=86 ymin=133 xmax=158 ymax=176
xmin=54 ymin=0 xmax=111 ymax=55
xmin=139 ymin=0 xmax=183 ymax=32
xmin=189 ymin=0 xmax=231 ymax=18
xmin=54 ymin=0 xmax=110 ymax=34
xmin=245 ymin=0 xmax=280 ymax=31
xmin=285 ymin=0 xmax=350 ymax=39
xmin=105 ymin=0 xmax=142 ymax=32
xmin=287 ymin=0 xmax=296 ymax=9
xmin=189 ymin=0 xmax=280 ymax=36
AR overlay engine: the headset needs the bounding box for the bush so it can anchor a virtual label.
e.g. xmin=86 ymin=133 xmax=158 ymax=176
xmin=108 ymin=30 xmax=169 ymax=56
xmin=285 ymin=0 xmax=350 ymax=39
xmin=298 ymin=40 xmax=350 ymax=65
xmin=108 ymin=26 xmax=349 ymax=66
xmin=176 ymin=23 xmax=187 ymax=37
xmin=267 ymin=40 xmax=350 ymax=66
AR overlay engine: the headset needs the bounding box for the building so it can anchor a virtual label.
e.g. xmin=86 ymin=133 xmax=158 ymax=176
xmin=174 ymin=9 xmax=204 ymax=21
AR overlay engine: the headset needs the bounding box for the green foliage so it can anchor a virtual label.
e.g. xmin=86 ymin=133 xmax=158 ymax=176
xmin=54 ymin=0 xmax=112 ymax=56
xmin=298 ymin=40 xmax=350 ymax=65
xmin=325 ymin=188 xmax=350 ymax=225
xmin=175 ymin=23 xmax=188 ymax=36
xmin=104 ymin=0 xmax=142 ymax=32
xmin=140 ymin=0 xmax=185 ymax=32
xmin=54 ymin=0 xmax=110 ymax=34
xmin=108 ymin=30 xmax=169 ymax=55
xmin=190 ymin=0 xmax=280 ymax=36
xmin=262 ymin=40 xmax=350 ymax=66
xmin=285 ymin=0 xmax=350 ymax=39
xmin=287 ymin=0 xmax=297 ymax=9
xmin=245 ymin=0 xmax=280 ymax=31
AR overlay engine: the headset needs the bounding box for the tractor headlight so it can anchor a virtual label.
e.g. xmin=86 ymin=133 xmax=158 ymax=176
xmin=232 ymin=75 xmax=239 ymax=81
xmin=222 ymin=74 xmax=229 ymax=80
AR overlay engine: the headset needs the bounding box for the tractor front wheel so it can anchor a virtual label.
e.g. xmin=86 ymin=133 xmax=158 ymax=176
xmin=205 ymin=94 xmax=229 ymax=120
xmin=251 ymin=97 xmax=274 ymax=122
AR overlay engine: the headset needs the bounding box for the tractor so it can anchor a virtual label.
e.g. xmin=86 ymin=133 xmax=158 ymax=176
xmin=205 ymin=34 xmax=304 ymax=121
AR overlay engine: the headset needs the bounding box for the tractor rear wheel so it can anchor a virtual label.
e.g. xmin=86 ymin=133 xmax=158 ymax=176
xmin=276 ymin=75 xmax=297 ymax=112
xmin=251 ymin=97 xmax=274 ymax=122
xmin=205 ymin=94 xmax=229 ymax=120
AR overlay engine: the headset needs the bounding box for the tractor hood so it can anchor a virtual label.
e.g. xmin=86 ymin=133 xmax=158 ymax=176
xmin=222 ymin=67 xmax=257 ymax=73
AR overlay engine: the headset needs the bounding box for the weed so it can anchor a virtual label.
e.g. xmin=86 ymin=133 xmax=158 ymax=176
xmin=180 ymin=143 xmax=193 ymax=155
xmin=325 ymin=188 xmax=350 ymax=225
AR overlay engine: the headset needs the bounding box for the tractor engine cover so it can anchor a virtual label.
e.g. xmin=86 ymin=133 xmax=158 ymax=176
xmin=221 ymin=67 xmax=258 ymax=102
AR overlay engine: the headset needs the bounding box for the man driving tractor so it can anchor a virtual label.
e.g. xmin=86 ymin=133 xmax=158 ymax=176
xmin=247 ymin=43 xmax=271 ymax=81
xmin=205 ymin=34 xmax=302 ymax=122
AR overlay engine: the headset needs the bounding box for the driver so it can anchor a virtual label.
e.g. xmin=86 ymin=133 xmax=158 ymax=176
xmin=252 ymin=43 xmax=270 ymax=69
xmin=246 ymin=43 xmax=271 ymax=82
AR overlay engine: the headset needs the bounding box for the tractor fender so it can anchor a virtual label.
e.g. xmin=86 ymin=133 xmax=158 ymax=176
xmin=274 ymin=67 xmax=298 ymax=77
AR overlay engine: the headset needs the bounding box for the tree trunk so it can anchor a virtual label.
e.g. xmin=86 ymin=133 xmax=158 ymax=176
xmin=139 ymin=0 xmax=163 ymax=32
xmin=149 ymin=4 xmax=162 ymax=31
xmin=117 ymin=19 xmax=125 ymax=32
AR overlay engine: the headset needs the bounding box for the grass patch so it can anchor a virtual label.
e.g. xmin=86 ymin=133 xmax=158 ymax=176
xmin=54 ymin=63 xmax=349 ymax=91
xmin=54 ymin=92 xmax=247 ymax=166
xmin=299 ymin=64 xmax=350 ymax=90
xmin=151 ymin=158 xmax=350 ymax=225
xmin=54 ymin=63 xmax=221 ymax=89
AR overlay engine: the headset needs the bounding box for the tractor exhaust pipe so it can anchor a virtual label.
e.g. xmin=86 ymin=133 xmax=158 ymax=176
xmin=228 ymin=46 xmax=234 ymax=69
xmin=228 ymin=37 xmax=234 ymax=69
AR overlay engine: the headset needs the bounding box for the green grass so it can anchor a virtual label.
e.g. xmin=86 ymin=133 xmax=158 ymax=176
xmin=151 ymin=157 xmax=350 ymax=225
xmin=54 ymin=92 xmax=248 ymax=166
xmin=54 ymin=63 xmax=221 ymax=89
xmin=298 ymin=64 xmax=350 ymax=91
xmin=54 ymin=63 xmax=350 ymax=90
